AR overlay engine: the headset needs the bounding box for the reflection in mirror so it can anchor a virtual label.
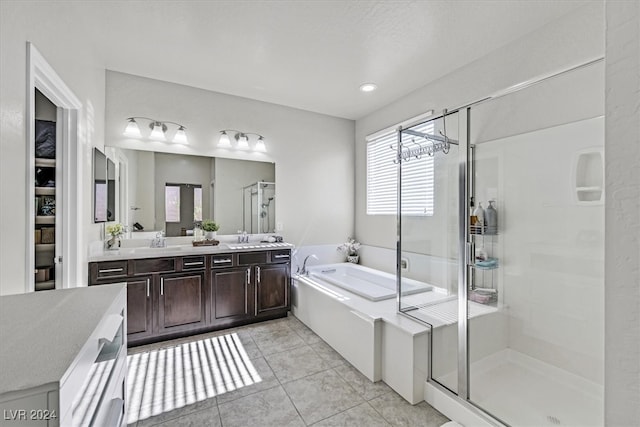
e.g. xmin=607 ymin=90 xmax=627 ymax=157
xmin=111 ymin=148 xmax=275 ymax=236
xmin=243 ymin=182 xmax=276 ymax=233
xmin=93 ymin=148 xmax=107 ymax=223
xmin=107 ymin=158 xmax=116 ymax=222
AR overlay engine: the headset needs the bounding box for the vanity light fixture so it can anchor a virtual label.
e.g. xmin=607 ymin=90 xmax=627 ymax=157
xmin=123 ymin=117 xmax=189 ymax=144
xmin=218 ymin=129 xmax=267 ymax=152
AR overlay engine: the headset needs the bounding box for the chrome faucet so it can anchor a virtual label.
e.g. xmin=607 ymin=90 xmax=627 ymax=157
xmin=237 ymin=230 xmax=249 ymax=243
xmin=298 ymin=254 xmax=318 ymax=276
xmin=150 ymin=231 xmax=167 ymax=248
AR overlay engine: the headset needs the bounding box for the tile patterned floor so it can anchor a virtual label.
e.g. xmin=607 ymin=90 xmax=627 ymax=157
xmin=127 ymin=314 xmax=449 ymax=427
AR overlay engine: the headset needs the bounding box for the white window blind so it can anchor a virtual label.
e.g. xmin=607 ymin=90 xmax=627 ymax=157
xmin=366 ymin=121 xmax=434 ymax=216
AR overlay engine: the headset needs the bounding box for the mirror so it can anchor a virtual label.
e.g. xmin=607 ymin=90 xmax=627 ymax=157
xmin=107 ymin=158 xmax=116 ymax=222
xmin=93 ymin=148 xmax=107 ymax=223
xmin=112 ymin=148 xmax=275 ymax=236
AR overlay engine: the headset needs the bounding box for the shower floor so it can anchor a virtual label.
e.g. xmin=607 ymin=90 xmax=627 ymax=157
xmin=436 ymin=349 xmax=603 ymax=427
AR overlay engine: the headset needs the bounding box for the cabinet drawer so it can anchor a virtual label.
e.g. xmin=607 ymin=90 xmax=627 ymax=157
xmin=182 ymin=255 xmax=206 ymax=270
xmin=133 ymin=257 xmax=175 ymax=275
xmin=238 ymin=251 xmax=267 ymax=265
xmin=211 ymin=254 xmax=234 ymax=268
xmin=94 ymin=261 xmax=128 ymax=279
xmin=270 ymin=250 xmax=291 ymax=263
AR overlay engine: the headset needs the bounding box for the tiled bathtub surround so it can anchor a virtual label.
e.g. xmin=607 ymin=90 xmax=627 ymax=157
xmin=127 ymin=314 xmax=448 ymax=426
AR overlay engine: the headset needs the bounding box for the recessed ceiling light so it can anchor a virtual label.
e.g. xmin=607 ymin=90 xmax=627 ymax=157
xmin=359 ymin=83 xmax=377 ymax=92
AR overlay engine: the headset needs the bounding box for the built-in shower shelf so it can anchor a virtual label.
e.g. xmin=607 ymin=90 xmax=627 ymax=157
xmin=574 ymin=149 xmax=604 ymax=205
xmin=576 ymin=186 xmax=602 ymax=192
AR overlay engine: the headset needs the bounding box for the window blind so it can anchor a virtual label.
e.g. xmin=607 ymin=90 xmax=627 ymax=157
xmin=366 ymin=121 xmax=434 ymax=216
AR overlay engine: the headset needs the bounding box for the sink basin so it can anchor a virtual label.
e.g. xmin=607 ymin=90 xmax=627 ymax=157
xmin=129 ymin=246 xmax=185 ymax=253
xmin=225 ymin=242 xmax=293 ymax=250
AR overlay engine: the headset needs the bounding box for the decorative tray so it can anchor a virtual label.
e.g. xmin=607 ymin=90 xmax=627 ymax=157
xmin=192 ymin=239 xmax=220 ymax=247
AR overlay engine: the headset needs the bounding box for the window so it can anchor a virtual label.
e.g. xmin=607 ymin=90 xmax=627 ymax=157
xmin=193 ymin=187 xmax=202 ymax=222
xmin=165 ymin=184 xmax=203 ymax=223
xmin=165 ymin=185 xmax=181 ymax=222
xmin=366 ymin=121 xmax=434 ymax=216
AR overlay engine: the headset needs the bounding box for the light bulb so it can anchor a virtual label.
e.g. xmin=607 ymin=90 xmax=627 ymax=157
xmin=123 ymin=118 xmax=142 ymax=138
xmin=359 ymin=83 xmax=377 ymax=92
xmin=237 ymin=134 xmax=249 ymax=150
xmin=149 ymin=122 xmax=166 ymax=141
xmin=173 ymin=126 xmax=188 ymax=144
xmin=218 ymin=131 xmax=231 ymax=147
xmin=255 ymin=136 xmax=266 ymax=152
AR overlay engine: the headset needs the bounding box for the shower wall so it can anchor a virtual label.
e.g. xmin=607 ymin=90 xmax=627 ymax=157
xmin=469 ymin=62 xmax=604 ymax=383
xmin=473 ymin=117 xmax=604 ymax=383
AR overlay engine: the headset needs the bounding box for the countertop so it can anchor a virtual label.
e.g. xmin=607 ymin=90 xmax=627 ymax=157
xmin=0 ymin=284 xmax=126 ymax=395
xmin=88 ymin=242 xmax=294 ymax=262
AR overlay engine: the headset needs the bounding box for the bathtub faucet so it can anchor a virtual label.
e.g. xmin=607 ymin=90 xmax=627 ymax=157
xmin=298 ymin=254 xmax=318 ymax=276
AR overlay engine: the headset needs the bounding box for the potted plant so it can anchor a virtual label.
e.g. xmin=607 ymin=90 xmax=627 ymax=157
xmin=105 ymin=223 xmax=124 ymax=250
xmin=337 ymin=237 xmax=361 ymax=264
xmin=201 ymin=219 xmax=220 ymax=240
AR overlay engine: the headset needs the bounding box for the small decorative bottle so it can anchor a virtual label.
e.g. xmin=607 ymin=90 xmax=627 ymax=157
xmin=470 ymin=197 xmax=477 ymax=226
xmin=485 ymin=201 xmax=498 ymax=234
xmin=473 ymin=202 xmax=485 ymax=231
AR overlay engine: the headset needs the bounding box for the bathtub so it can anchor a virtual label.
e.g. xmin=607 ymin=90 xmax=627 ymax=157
xmin=306 ymin=263 xmax=433 ymax=302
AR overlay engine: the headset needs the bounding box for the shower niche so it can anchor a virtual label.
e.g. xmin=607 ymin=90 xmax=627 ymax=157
xmin=243 ymin=181 xmax=276 ymax=234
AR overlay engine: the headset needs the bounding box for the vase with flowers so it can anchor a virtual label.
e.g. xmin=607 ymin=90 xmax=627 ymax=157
xmin=337 ymin=237 xmax=361 ymax=264
xmin=106 ymin=223 xmax=124 ymax=250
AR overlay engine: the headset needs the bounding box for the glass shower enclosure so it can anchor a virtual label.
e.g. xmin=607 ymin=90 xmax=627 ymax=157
xmin=397 ymin=60 xmax=604 ymax=426
xmin=243 ymin=181 xmax=276 ymax=234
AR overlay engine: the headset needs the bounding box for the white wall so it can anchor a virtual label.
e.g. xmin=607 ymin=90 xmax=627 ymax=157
xmin=355 ymin=2 xmax=604 ymax=250
xmin=0 ymin=2 xmax=106 ymax=295
xmin=604 ymin=1 xmax=640 ymax=425
xmin=105 ymin=71 xmax=354 ymax=247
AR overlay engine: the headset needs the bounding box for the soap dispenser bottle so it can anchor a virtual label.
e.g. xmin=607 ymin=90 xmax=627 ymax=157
xmin=485 ymin=201 xmax=498 ymax=234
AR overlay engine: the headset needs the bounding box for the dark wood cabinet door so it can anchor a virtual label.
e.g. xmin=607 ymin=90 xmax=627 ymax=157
xmin=256 ymin=264 xmax=290 ymax=316
xmin=158 ymin=272 xmax=206 ymax=333
xmin=127 ymin=277 xmax=153 ymax=339
xmin=211 ymin=268 xmax=253 ymax=323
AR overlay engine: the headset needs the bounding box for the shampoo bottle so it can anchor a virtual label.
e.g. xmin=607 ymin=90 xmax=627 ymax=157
xmin=486 ymin=201 xmax=498 ymax=234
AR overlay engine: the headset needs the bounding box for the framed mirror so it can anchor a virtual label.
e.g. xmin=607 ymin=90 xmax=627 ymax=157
xmin=93 ymin=148 xmax=107 ymax=223
xmin=109 ymin=148 xmax=275 ymax=236
xmin=107 ymin=158 xmax=116 ymax=222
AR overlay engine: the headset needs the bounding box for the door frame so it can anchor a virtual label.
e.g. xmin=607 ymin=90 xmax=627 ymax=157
xmin=26 ymin=42 xmax=82 ymax=292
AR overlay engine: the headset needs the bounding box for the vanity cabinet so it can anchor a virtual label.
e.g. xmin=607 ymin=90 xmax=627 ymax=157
xmin=157 ymin=271 xmax=206 ymax=334
xmin=89 ymin=249 xmax=290 ymax=346
xmin=211 ymin=268 xmax=254 ymax=324
xmin=256 ymin=264 xmax=290 ymax=316
xmin=125 ymin=277 xmax=153 ymax=340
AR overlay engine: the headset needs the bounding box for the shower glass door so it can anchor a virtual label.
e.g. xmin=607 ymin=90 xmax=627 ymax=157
xmin=465 ymin=60 xmax=604 ymax=426
xmin=397 ymin=111 xmax=462 ymax=394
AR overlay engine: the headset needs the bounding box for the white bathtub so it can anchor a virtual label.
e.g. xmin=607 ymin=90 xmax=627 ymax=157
xmin=306 ymin=263 xmax=433 ymax=302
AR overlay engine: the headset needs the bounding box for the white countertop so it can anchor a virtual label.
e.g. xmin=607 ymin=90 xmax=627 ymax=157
xmin=88 ymin=242 xmax=294 ymax=262
xmin=0 ymin=284 xmax=126 ymax=395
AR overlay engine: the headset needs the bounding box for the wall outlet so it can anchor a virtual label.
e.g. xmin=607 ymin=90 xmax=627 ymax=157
xmin=400 ymin=257 xmax=409 ymax=271
xmin=276 ymin=222 xmax=283 ymax=231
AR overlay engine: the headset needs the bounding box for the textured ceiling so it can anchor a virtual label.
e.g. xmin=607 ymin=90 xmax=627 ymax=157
xmin=71 ymin=1 xmax=586 ymax=119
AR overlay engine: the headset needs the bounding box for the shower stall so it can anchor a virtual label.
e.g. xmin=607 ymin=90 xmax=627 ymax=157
xmin=243 ymin=181 xmax=276 ymax=234
xmin=396 ymin=60 xmax=604 ymax=426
